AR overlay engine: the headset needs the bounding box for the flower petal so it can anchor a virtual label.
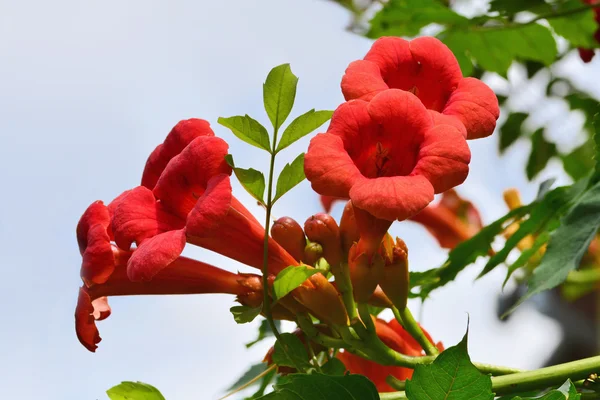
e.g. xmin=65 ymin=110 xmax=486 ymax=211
xmin=304 ymin=133 xmax=363 ymax=198
xmin=349 ymin=175 xmax=434 ymax=221
xmin=412 ymin=124 xmax=471 ymax=193
xmin=341 ymin=60 xmax=388 ymax=101
xmin=153 ymin=136 xmax=231 ymax=218
xmin=444 ymin=77 xmax=500 ymax=140
xmin=141 ymin=119 xmax=215 ymax=189
xmin=112 ymin=186 xmax=185 ymax=250
xmin=127 ymin=229 xmax=186 ymax=281
xmin=81 ymin=224 xmax=115 ymax=285
xmin=76 ymin=201 xmax=110 ymax=255
xmin=75 ymin=287 xmax=102 ymax=352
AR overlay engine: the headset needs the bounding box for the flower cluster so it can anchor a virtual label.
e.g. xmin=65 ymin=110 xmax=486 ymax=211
xmin=578 ymin=0 xmax=600 ymax=62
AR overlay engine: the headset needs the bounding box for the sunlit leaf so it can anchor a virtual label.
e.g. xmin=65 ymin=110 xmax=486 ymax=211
xmin=276 ymin=110 xmax=332 ymax=152
xmin=219 ymin=115 xmax=271 ymax=152
xmin=274 ymin=153 xmax=305 ymax=202
xmin=106 ymin=382 xmax=165 ymax=400
xmin=264 ymin=64 xmax=298 ymax=130
xmin=273 ymin=265 xmax=320 ymax=301
xmin=230 ymin=305 xmax=262 ymax=324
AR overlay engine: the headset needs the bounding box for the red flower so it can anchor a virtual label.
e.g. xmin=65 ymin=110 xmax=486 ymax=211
xmin=410 ymin=189 xmax=483 ymax=249
xmin=305 ymin=89 xmax=471 ymax=223
xmin=75 ymin=200 xmax=268 ymax=352
xmin=338 ymin=319 xmax=443 ymax=392
xmin=341 ymin=37 xmax=499 ymax=140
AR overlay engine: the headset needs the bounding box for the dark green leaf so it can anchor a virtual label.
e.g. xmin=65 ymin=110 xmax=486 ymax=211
xmin=406 ymin=332 xmax=493 ymax=400
xmin=593 ymin=112 xmax=600 ymax=184
xmin=276 ymin=110 xmax=332 ymax=152
xmin=272 ymin=333 xmax=312 ymax=370
xmin=227 ymin=363 xmax=268 ymax=391
xmin=499 ymin=112 xmax=528 ymax=153
xmin=246 ymin=368 xmax=277 ymax=400
xmin=509 ymin=380 xmax=581 ymax=399
xmin=106 ymin=382 xmax=165 ymax=400
xmin=548 ymin=1 xmax=598 ymax=48
xmin=411 ymin=206 xmax=532 ymax=299
xmin=525 ymin=60 xmax=545 ymax=78
xmin=231 ymin=305 xmax=262 ymax=324
xmin=274 ymin=153 xmax=305 ymax=202
xmin=506 ymin=180 xmax=600 ymax=317
xmin=246 ymin=319 xmax=281 ymax=348
xmin=488 ymin=0 xmax=545 ymax=15
xmin=263 ymin=64 xmax=298 ymax=130
xmin=321 ymin=358 xmax=347 ymax=376
xmin=218 ymin=115 xmax=271 ymax=152
xmin=368 ymin=0 xmax=469 ymax=38
xmin=561 ymin=141 xmax=595 ymax=181
xmin=503 ymin=232 xmax=550 ymax=287
xmin=273 ymin=264 xmax=320 ymax=300
xmin=526 ymin=128 xmax=557 ymax=180
xmin=443 ymin=23 xmax=556 ymax=77
xmin=257 ymin=373 xmax=379 ymax=399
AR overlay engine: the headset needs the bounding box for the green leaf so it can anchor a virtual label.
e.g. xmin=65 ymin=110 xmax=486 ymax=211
xmin=503 ymin=232 xmax=550 ymax=287
xmin=246 ymin=319 xmax=281 ymax=348
xmin=272 ymin=333 xmax=312 ymax=370
xmin=506 ymin=180 xmax=600 ymax=317
xmin=509 ymin=380 xmax=581 ymax=399
xmin=257 ymin=373 xmax=379 ymax=399
xmin=593 ymin=112 xmax=600 ymax=184
xmin=443 ymin=23 xmax=556 ymax=77
xmin=263 ymin=64 xmax=298 ymax=130
xmin=219 ymin=115 xmax=271 ymax=152
xmin=227 ymin=363 xmax=268 ymax=391
xmin=246 ymin=368 xmax=277 ymax=400
xmin=406 ymin=331 xmax=493 ymax=400
xmin=561 ymin=140 xmax=595 ymax=181
xmin=321 ymin=358 xmax=347 ymax=376
xmin=548 ymin=1 xmax=599 ymax=48
xmin=368 ymin=0 xmax=469 ymax=38
xmin=276 ymin=110 xmax=333 ymax=152
xmin=500 ymin=112 xmax=529 ymax=153
xmin=230 ymin=305 xmax=262 ymax=324
xmin=526 ymin=128 xmax=557 ymax=180
xmin=225 ymin=154 xmax=266 ymax=204
xmin=273 ymin=264 xmax=320 ymax=300
xmin=106 ymin=382 xmax=165 ymax=400
xmin=488 ymin=0 xmax=545 ymax=15
xmin=411 ymin=206 xmax=532 ymax=299
xmin=274 ymin=153 xmax=305 ymax=202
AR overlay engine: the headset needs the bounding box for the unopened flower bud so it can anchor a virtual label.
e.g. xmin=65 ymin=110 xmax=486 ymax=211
xmin=303 ymin=242 xmax=323 ymax=266
xmin=304 ymin=213 xmax=343 ymax=268
xmin=369 ymin=286 xmax=393 ymax=308
xmin=339 ymin=201 xmax=360 ymax=257
xmin=271 ymin=217 xmax=306 ymax=262
xmin=293 ymin=270 xmax=348 ymax=326
xmin=353 ymin=205 xmax=393 ymax=258
xmin=348 ymin=242 xmax=385 ymax=303
xmin=378 ymin=238 xmax=409 ymax=310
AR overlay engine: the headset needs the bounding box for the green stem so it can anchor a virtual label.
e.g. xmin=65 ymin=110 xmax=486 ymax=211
xmin=379 ymin=392 xmax=408 ymax=400
xmin=386 ymin=376 xmax=406 ymax=391
xmin=334 ymin=262 xmax=359 ymax=321
xmin=474 ymin=362 xmax=522 ymax=376
xmin=393 ymin=306 xmax=439 ymax=356
xmin=296 ymin=315 xmax=346 ymax=349
xmin=492 ymin=355 xmax=600 ymax=396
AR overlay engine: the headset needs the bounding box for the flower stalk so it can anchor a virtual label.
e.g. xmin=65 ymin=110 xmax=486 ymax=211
xmin=392 ymin=306 xmax=439 ymax=356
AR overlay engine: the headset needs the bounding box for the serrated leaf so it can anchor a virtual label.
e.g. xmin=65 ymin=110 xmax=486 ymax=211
xmin=219 ymin=115 xmax=271 ymax=152
xmin=368 ymin=0 xmax=469 ymax=38
xmin=411 ymin=206 xmax=532 ymax=299
xmin=233 ymin=167 xmax=266 ymax=204
xmin=274 ymin=153 xmax=305 ymax=202
xmin=227 ymin=363 xmax=268 ymax=391
xmin=526 ymin=128 xmax=557 ymax=180
xmin=406 ymin=331 xmax=493 ymax=400
xmin=276 ymin=110 xmax=333 ymax=152
xmin=264 ymin=64 xmax=298 ymax=130
xmin=257 ymin=373 xmax=379 ymax=399
xmin=273 ymin=264 xmax=321 ymax=300
xmin=272 ymin=333 xmax=312 ymax=370
xmin=506 ymin=180 xmax=600 ymax=317
xmin=509 ymin=379 xmax=581 ymax=399
xmin=231 ymin=305 xmax=262 ymax=324
xmin=548 ymin=0 xmax=598 ymax=48
xmin=321 ymin=358 xmax=347 ymax=376
xmin=500 ymin=112 xmax=528 ymax=152
xmin=443 ymin=23 xmax=556 ymax=77
xmin=106 ymin=382 xmax=165 ymax=400
xmin=246 ymin=319 xmax=281 ymax=348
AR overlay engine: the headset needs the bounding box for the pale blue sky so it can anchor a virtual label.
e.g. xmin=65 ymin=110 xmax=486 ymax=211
xmin=1 ymin=1 xmax=599 ymax=399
